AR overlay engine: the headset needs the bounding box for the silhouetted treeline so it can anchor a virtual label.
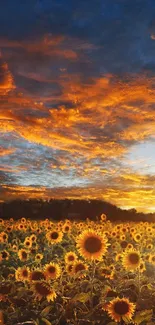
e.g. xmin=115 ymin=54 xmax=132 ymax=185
xmin=0 ymin=199 xmax=155 ymax=222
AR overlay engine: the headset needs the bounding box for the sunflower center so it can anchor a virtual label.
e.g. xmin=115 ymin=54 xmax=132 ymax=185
xmin=26 ymin=242 xmax=30 ymax=246
xmin=35 ymin=282 xmax=51 ymax=296
xmin=22 ymin=270 xmax=28 ymax=277
xmin=75 ymin=263 xmax=85 ymax=272
xmin=51 ymin=232 xmax=58 ymax=239
xmin=31 ymin=271 xmax=45 ymax=280
xmin=129 ymin=253 xmax=140 ymax=264
xmin=114 ymin=301 xmax=129 ymax=315
xmin=22 ymin=251 xmax=27 ymax=259
xmin=48 ymin=266 xmax=56 ymax=273
xmin=2 ymin=251 xmax=8 ymax=258
xmin=68 ymin=265 xmax=73 ymax=272
xmin=68 ymin=255 xmax=75 ymax=261
xmin=84 ymin=236 xmax=102 ymax=254
xmin=121 ymin=241 xmax=128 ymax=248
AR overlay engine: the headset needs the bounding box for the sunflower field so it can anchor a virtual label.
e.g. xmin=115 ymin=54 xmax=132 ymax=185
xmin=0 ymin=215 xmax=155 ymax=325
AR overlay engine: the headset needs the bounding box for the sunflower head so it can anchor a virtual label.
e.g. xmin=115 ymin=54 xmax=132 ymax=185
xmin=1 ymin=250 xmax=10 ymax=260
xmin=18 ymin=249 xmax=29 ymax=261
xmin=72 ymin=260 xmax=88 ymax=278
xmin=139 ymin=261 xmax=146 ymax=273
xmin=65 ymin=251 xmax=77 ymax=264
xmin=44 ymin=262 xmax=61 ymax=279
xmin=133 ymin=233 xmax=142 ymax=243
xmin=99 ymin=266 xmax=114 ymax=280
xmin=33 ymin=281 xmax=56 ymax=302
xmin=122 ymin=249 xmax=141 ymax=271
xmin=15 ymin=266 xmax=30 ymax=282
xmin=149 ymin=254 xmax=155 ymax=265
xmin=0 ymin=232 xmax=8 ymax=243
xmin=105 ymin=297 xmax=136 ymax=323
xmin=76 ymin=229 xmax=109 ymax=261
xmin=46 ymin=230 xmax=63 ymax=244
xmin=35 ymin=253 xmax=43 ymax=262
xmin=62 ymin=223 xmax=71 ymax=233
xmin=100 ymin=213 xmax=107 ymax=222
xmin=24 ymin=239 xmax=32 ymax=248
xmin=66 ymin=264 xmax=73 ymax=275
xmin=29 ymin=269 xmax=46 ymax=281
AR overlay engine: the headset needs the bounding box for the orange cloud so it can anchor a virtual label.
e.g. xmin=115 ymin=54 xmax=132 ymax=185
xmin=0 ymin=148 xmax=16 ymax=156
xmin=0 ymin=52 xmax=15 ymax=94
xmin=1 ymin=38 xmax=155 ymax=212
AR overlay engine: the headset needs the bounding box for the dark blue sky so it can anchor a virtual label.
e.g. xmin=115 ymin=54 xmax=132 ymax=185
xmin=0 ymin=0 xmax=155 ymax=212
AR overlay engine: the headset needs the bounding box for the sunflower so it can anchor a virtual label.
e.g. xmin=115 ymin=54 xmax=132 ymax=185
xmin=0 ymin=218 xmax=4 ymax=226
xmin=21 ymin=217 xmax=27 ymax=223
xmin=18 ymin=249 xmax=29 ymax=261
xmin=111 ymin=231 xmax=117 ymax=238
xmin=98 ymin=266 xmax=114 ymax=280
xmin=64 ymin=251 xmax=77 ymax=264
xmin=115 ymin=253 xmax=122 ymax=262
xmin=44 ymin=262 xmax=61 ymax=280
xmin=126 ymin=243 xmax=134 ymax=250
xmin=0 ymin=232 xmax=8 ymax=243
xmin=15 ymin=266 xmax=30 ymax=282
xmin=29 ymin=269 xmax=46 ymax=281
xmin=24 ymin=238 xmax=32 ymax=248
xmin=138 ymin=261 xmax=146 ymax=273
xmin=35 ymin=253 xmax=43 ymax=262
xmin=72 ymin=260 xmax=88 ymax=277
xmin=149 ymin=254 xmax=155 ymax=265
xmin=30 ymin=234 xmax=37 ymax=242
xmin=32 ymin=281 xmax=56 ymax=302
xmin=146 ymin=243 xmax=153 ymax=250
xmin=46 ymin=230 xmax=63 ymax=244
xmin=144 ymin=253 xmax=151 ymax=262
xmin=18 ymin=223 xmax=25 ymax=231
xmin=6 ymin=225 xmax=13 ymax=233
xmin=105 ymin=297 xmax=136 ymax=323
xmin=62 ymin=223 xmax=71 ymax=233
xmin=76 ymin=229 xmax=109 ymax=261
xmin=120 ymin=240 xmax=128 ymax=249
xmin=122 ymin=249 xmax=141 ymax=271
xmin=133 ymin=233 xmax=142 ymax=243
xmin=66 ymin=264 xmax=73 ymax=275
xmin=100 ymin=213 xmax=107 ymax=222
xmin=130 ymin=227 xmax=136 ymax=234
xmin=1 ymin=250 xmax=10 ymax=260
xmin=12 ymin=244 xmax=18 ymax=252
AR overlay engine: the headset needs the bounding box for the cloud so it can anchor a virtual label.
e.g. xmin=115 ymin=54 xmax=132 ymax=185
xmin=0 ymin=0 xmax=155 ymax=212
xmin=0 ymin=51 xmax=15 ymax=94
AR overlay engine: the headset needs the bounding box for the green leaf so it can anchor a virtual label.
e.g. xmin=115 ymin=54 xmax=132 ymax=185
xmin=134 ymin=309 xmax=153 ymax=325
xmin=72 ymin=292 xmax=91 ymax=303
xmin=40 ymin=306 xmax=52 ymax=317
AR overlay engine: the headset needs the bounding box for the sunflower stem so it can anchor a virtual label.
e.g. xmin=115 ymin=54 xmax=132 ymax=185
xmin=90 ymin=259 xmax=96 ymax=309
xmin=137 ymin=268 xmax=141 ymax=296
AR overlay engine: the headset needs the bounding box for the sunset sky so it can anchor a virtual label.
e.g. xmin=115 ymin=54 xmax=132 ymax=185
xmin=1 ymin=0 xmax=155 ymax=212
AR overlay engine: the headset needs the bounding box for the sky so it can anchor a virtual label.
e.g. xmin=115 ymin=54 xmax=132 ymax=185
xmin=0 ymin=0 xmax=155 ymax=212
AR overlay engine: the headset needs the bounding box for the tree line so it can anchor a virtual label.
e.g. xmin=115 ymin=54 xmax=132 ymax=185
xmin=0 ymin=199 xmax=155 ymax=222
